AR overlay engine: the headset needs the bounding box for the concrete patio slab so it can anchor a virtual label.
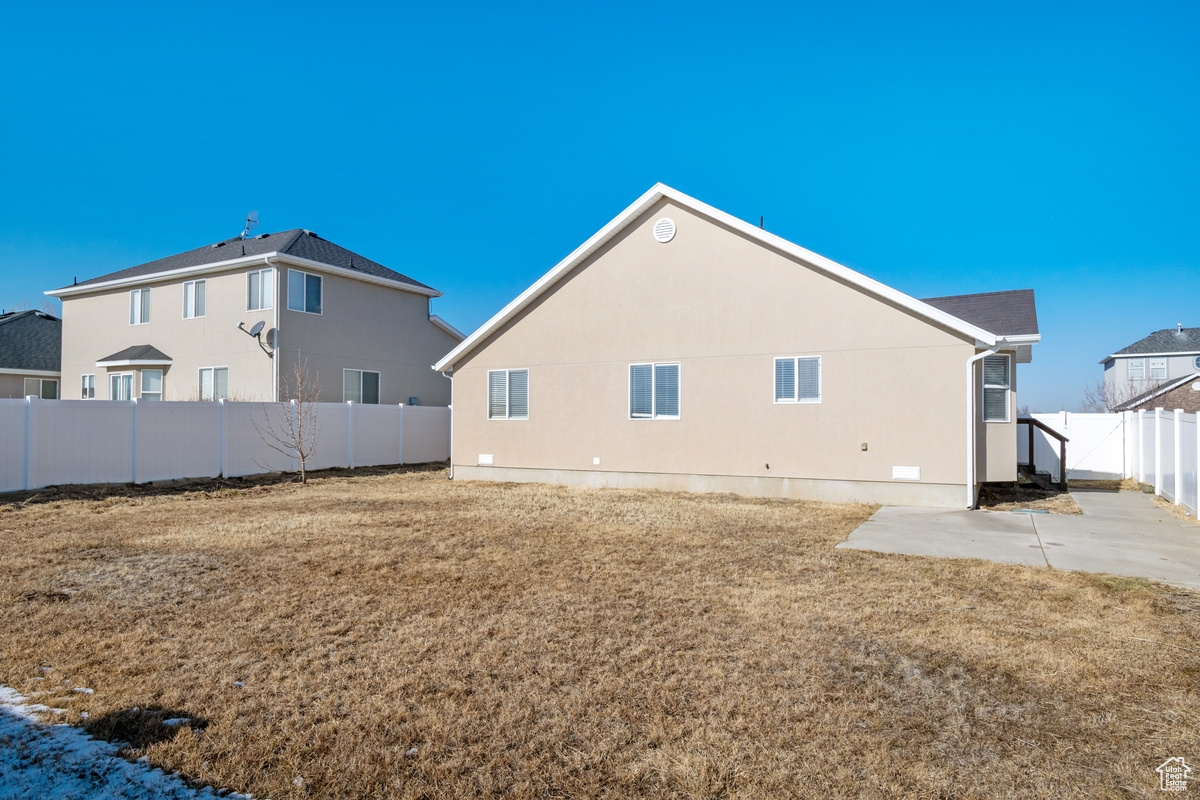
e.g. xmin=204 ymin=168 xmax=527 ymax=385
xmin=838 ymin=489 xmax=1200 ymax=590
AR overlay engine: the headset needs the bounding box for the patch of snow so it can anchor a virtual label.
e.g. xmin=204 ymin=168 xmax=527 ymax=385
xmin=161 ymin=718 xmax=191 ymax=728
xmin=0 ymin=685 xmax=254 ymax=800
xmin=72 ymin=688 xmax=95 ymax=695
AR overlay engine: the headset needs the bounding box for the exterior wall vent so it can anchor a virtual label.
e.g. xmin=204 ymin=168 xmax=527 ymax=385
xmin=653 ymin=218 xmax=677 ymax=243
xmin=478 ymin=454 xmax=494 ymax=466
xmin=892 ymin=466 xmax=921 ymax=481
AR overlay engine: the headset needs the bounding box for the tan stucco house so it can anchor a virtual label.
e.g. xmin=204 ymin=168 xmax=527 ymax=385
xmin=0 ymin=310 xmax=62 ymax=399
xmin=435 ymin=184 xmax=1040 ymax=508
xmin=48 ymin=229 xmax=462 ymax=405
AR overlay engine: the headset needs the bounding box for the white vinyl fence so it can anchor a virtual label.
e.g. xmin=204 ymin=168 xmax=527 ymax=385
xmin=0 ymin=398 xmax=450 ymax=493
xmin=1020 ymin=408 xmax=1199 ymax=517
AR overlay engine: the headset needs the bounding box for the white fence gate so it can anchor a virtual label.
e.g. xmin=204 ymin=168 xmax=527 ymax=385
xmin=0 ymin=398 xmax=450 ymax=493
xmin=1020 ymin=408 xmax=1199 ymax=517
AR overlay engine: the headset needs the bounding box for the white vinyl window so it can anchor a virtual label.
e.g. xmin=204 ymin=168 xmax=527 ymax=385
xmin=629 ymin=362 xmax=679 ymax=419
xmin=1128 ymin=358 xmax=1145 ymax=380
xmin=982 ymin=355 xmax=1010 ymax=423
xmin=129 ymin=288 xmax=150 ymax=325
xmin=343 ymin=369 xmax=381 ymax=404
xmin=1149 ymin=357 xmax=1167 ymax=380
xmin=198 ymin=367 xmax=229 ymax=401
xmin=774 ymin=356 xmax=821 ymax=403
xmin=487 ymin=369 xmax=529 ymax=419
xmin=183 ymin=279 xmax=206 ymax=319
xmin=247 ymin=268 xmax=275 ymax=311
xmin=110 ymin=373 xmax=133 ymax=401
xmin=287 ymin=269 xmax=322 ymax=314
xmin=23 ymin=378 xmax=57 ymax=399
xmin=81 ymin=374 xmax=95 ymax=399
xmin=140 ymin=369 xmax=163 ymax=401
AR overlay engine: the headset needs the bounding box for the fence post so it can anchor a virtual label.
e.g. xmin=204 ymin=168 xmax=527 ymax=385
xmin=397 ymin=403 xmax=405 ymax=465
xmin=347 ymin=401 xmax=355 ymax=469
xmin=1154 ymin=408 xmax=1163 ymax=496
xmin=218 ymin=399 xmax=227 ymax=478
xmin=1137 ymin=409 xmax=1146 ymax=484
xmin=289 ymin=399 xmax=298 ymax=472
xmin=23 ymin=396 xmax=36 ymax=491
xmin=1174 ymin=408 xmax=1183 ymax=506
xmin=131 ymin=398 xmax=139 ymax=485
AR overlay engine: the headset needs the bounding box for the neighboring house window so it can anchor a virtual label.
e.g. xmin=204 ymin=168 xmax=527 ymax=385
xmin=487 ymin=369 xmax=529 ymax=419
xmin=774 ymin=356 xmax=821 ymax=403
xmin=287 ymin=269 xmax=322 ymax=314
xmin=183 ymin=280 xmax=206 ymax=319
xmin=247 ymin=268 xmax=275 ymax=311
xmin=141 ymin=369 xmax=163 ymax=401
xmin=130 ymin=288 xmax=150 ymax=325
xmin=199 ymin=367 xmax=229 ymax=401
xmin=344 ymin=369 xmax=381 ymax=404
xmin=982 ymin=355 xmax=1010 ymax=422
xmin=81 ymin=374 xmax=95 ymax=399
xmin=629 ymin=362 xmax=680 ymax=419
xmin=1149 ymin=357 xmax=1167 ymax=380
xmin=1128 ymin=358 xmax=1145 ymax=381
xmin=23 ymin=378 xmax=57 ymax=399
xmin=110 ymin=373 xmax=133 ymax=401
xmin=1195 ymin=355 xmax=1200 ymax=370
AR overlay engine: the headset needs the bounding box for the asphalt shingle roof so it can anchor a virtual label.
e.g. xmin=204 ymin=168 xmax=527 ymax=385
xmin=1111 ymin=327 xmax=1200 ymax=357
xmin=97 ymin=345 xmax=172 ymax=363
xmin=0 ymin=310 xmax=62 ymax=372
xmin=63 ymin=230 xmax=434 ymax=292
xmin=920 ymin=289 xmax=1039 ymax=337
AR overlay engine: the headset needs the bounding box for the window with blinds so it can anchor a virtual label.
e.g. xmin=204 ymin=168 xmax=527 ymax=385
xmin=630 ymin=362 xmax=679 ymax=419
xmin=982 ymin=354 xmax=1010 ymax=422
xmin=774 ymin=356 xmax=821 ymax=403
xmin=487 ymin=369 xmax=528 ymax=419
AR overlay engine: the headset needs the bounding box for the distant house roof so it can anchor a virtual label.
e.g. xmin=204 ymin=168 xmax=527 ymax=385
xmin=51 ymin=229 xmax=437 ymax=296
xmin=920 ymin=289 xmax=1039 ymax=337
xmin=95 ymin=344 xmax=172 ymax=366
xmin=1118 ymin=372 xmax=1200 ymax=413
xmin=1105 ymin=327 xmax=1200 ymax=361
xmin=0 ymin=310 xmax=62 ymax=372
xmin=435 ymin=184 xmax=1040 ymax=372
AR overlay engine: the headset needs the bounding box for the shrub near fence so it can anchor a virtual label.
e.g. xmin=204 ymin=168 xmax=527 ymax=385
xmin=0 ymin=398 xmax=450 ymax=493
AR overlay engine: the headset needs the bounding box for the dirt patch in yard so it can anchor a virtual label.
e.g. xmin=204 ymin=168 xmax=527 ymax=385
xmin=0 ymin=469 xmax=1196 ymax=799
xmin=977 ymin=482 xmax=1083 ymax=514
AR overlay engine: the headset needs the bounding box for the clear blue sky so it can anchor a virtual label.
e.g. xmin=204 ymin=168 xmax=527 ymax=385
xmin=2 ymin=1 xmax=1196 ymax=411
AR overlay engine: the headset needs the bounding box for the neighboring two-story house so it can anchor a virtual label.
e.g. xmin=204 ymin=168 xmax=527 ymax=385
xmin=1101 ymin=325 xmax=1200 ymax=407
xmin=47 ymin=229 xmax=462 ymax=404
xmin=0 ymin=310 xmax=62 ymax=399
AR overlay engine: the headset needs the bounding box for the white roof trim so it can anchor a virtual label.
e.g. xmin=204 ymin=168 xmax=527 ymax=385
xmin=1101 ymin=350 xmax=1200 ymax=364
xmin=430 ymin=314 xmax=465 ymax=340
xmin=95 ymin=358 xmax=173 ymax=368
xmin=1118 ymin=371 xmax=1200 ymax=409
xmin=435 ymin=183 xmax=1001 ymax=371
xmin=0 ymin=368 xmax=60 ymax=377
xmin=47 ymin=252 xmax=441 ymax=299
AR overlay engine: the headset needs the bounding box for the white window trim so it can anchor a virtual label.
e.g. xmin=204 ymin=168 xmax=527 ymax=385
xmin=343 ymin=368 xmax=382 ymax=404
xmin=982 ymin=354 xmax=1011 ymax=423
xmin=773 ymin=355 xmax=823 ymax=404
xmin=629 ymin=362 xmax=681 ymax=420
xmin=287 ymin=268 xmax=323 ymax=315
xmin=1149 ymin=357 xmax=1167 ymax=380
xmin=1128 ymin=357 xmax=1146 ymax=380
xmin=182 ymin=279 xmax=206 ymax=319
xmin=23 ymin=378 xmax=58 ymax=399
xmin=198 ymin=366 xmax=230 ymax=401
xmin=109 ymin=372 xmax=134 ymax=401
xmin=129 ymin=288 xmax=150 ymax=325
xmin=247 ymin=267 xmax=275 ymax=311
xmin=81 ymin=374 xmax=95 ymax=400
xmin=486 ymin=368 xmax=529 ymax=420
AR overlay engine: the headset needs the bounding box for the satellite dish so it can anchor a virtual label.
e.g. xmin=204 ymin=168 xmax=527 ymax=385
xmin=248 ymin=320 xmax=265 ymax=337
xmin=265 ymin=328 xmax=278 ymax=348
xmin=241 ymin=210 xmax=260 ymax=239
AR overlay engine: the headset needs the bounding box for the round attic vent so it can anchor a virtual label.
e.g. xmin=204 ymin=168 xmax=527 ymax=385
xmin=653 ymin=217 xmax=677 ymax=243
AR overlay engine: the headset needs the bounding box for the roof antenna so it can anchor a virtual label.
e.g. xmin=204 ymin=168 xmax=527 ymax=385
xmin=1179 ymin=323 xmax=1184 ymax=334
xmin=240 ymin=210 xmax=259 ymax=240
xmin=759 ymin=216 xmax=764 ymax=229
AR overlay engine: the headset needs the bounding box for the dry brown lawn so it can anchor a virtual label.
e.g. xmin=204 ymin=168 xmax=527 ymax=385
xmin=1 ymin=467 xmax=1198 ymax=799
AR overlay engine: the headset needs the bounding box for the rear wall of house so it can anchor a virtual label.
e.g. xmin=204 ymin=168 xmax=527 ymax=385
xmin=450 ymin=198 xmax=982 ymax=506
